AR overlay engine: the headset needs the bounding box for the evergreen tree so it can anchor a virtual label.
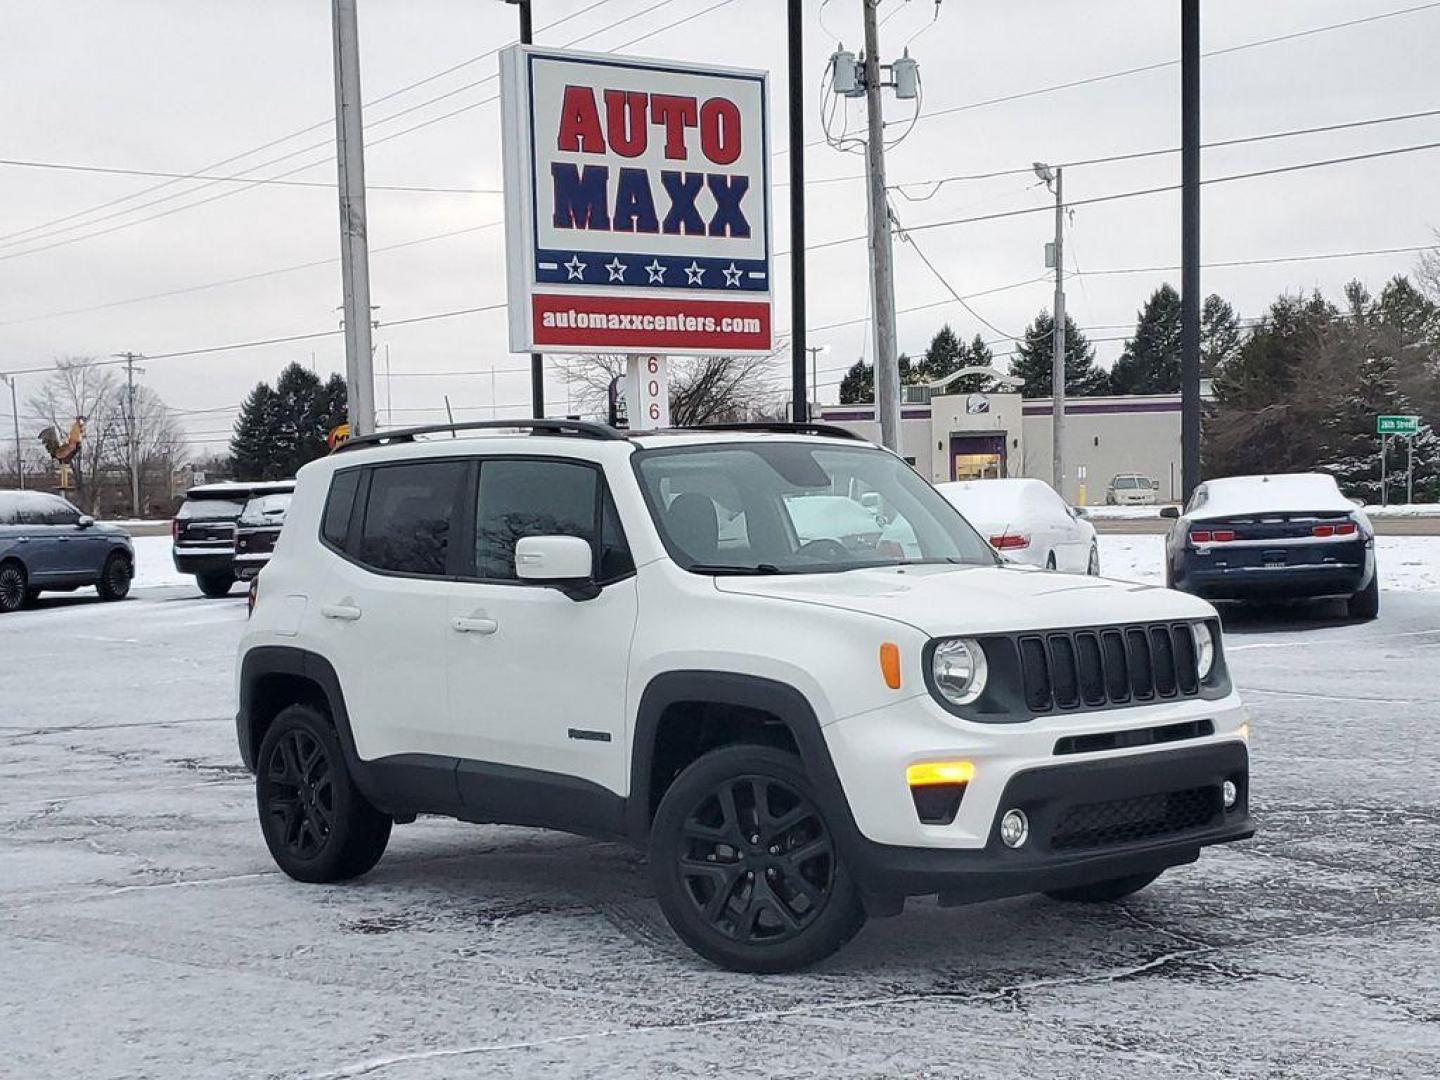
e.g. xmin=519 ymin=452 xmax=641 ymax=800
xmin=1201 ymin=294 xmax=1243 ymax=375
xmin=229 ymin=362 xmax=347 ymax=479
xmin=1317 ymin=350 xmax=1440 ymax=501
xmin=1110 ymin=284 xmax=1182 ymax=395
xmin=1008 ymin=310 xmax=1109 ymax=398
xmin=912 ymin=325 xmax=964 ymax=383
xmin=947 ymin=334 xmax=1003 ymax=394
xmin=838 ymin=359 xmax=872 ymax=404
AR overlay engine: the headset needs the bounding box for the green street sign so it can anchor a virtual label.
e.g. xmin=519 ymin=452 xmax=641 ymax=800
xmin=1377 ymin=415 xmax=1420 ymax=436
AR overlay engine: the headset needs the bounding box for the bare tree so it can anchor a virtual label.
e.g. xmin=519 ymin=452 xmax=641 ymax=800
xmin=1417 ymin=231 xmax=1440 ymax=303
xmin=560 ymin=354 xmax=781 ymax=426
xmin=128 ymin=384 xmax=188 ymax=512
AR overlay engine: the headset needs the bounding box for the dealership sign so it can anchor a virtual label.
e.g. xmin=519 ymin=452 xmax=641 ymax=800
xmin=500 ymin=46 xmax=772 ymax=355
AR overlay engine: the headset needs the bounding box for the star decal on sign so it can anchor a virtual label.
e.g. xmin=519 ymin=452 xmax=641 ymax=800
xmin=644 ymin=259 xmax=666 ymax=284
xmin=722 ymin=262 xmax=743 ymax=287
xmin=604 ymin=257 xmax=627 ymax=282
xmin=563 ymin=255 xmax=587 ymax=281
xmin=684 ymin=261 xmax=705 ymax=285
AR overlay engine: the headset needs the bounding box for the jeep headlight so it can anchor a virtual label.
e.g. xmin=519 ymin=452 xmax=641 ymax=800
xmin=1192 ymin=621 xmax=1215 ymax=681
xmin=931 ymin=638 xmax=989 ymax=706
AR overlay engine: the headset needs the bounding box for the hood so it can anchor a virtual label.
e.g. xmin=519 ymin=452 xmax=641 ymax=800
xmin=714 ymin=563 xmax=1213 ymax=636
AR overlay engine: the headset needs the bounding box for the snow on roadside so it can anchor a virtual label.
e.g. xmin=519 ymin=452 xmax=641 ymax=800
xmin=131 ymin=535 xmax=194 ymax=590
xmin=1097 ymin=534 xmax=1440 ymax=591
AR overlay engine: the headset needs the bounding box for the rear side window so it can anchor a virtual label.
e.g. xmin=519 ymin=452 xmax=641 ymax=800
xmin=356 ymin=460 xmax=467 ymax=577
xmin=321 ymin=471 xmax=361 ymax=549
xmin=472 ymin=459 xmax=633 ymax=584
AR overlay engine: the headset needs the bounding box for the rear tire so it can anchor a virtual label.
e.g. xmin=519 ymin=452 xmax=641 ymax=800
xmin=1347 ymin=573 xmax=1379 ymax=620
xmin=256 ymin=705 xmax=391 ymax=883
xmin=197 ymin=571 xmax=235 ymax=598
xmin=96 ymin=553 xmax=132 ymax=601
xmin=650 ymin=744 xmax=866 ymax=973
xmin=0 ymin=561 xmax=27 ymax=613
xmin=1045 ymin=871 xmax=1161 ymax=903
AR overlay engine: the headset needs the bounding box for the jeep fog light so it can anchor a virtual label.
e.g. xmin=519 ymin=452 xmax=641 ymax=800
xmin=932 ymin=638 xmax=988 ymax=706
xmin=999 ymin=808 xmax=1029 ymax=849
xmin=1222 ymin=780 xmax=1238 ymax=809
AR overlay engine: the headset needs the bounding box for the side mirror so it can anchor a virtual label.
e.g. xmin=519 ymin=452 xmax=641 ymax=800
xmin=515 ymin=535 xmax=598 ymax=600
xmin=77 ymin=515 xmax=95 ymax=528
xmin=1159 ymin=506 xmax=1180 ymax=519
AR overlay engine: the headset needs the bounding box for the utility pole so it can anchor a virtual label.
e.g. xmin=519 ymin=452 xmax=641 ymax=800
xmin=1180 ymin=0 xmax=1202 ymax=501
xmin=0 ymin=372 xmax=20 ymax=489
xmin=116 ymin=352 xmax=143 ymax=515
xmin=331 ymin=0 xmax=377 ymax=437
xmin=788 ymin=0 xmax=808 ymax=424
xmin=1047 ymin=169 xmax=1066 ymax=498
xmin=505 ymin=0 xmax=545 ymax=418
xmin=806 ymin=346 xmax=827 ymax=411
xmin=861 ymin=0 xmax=900 ymax=451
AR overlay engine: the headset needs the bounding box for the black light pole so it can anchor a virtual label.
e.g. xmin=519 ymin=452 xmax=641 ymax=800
xmin=506 ymin=0 xmax=545 ymax=418
xmin=787 ymin=0 xmax=808 ymax=423
xmin=1180 ymin=0 xmax=1201 ymax=501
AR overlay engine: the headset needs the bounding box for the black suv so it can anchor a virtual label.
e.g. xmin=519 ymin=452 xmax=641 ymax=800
xmin=173 ymin=481 xmax=294 ymax=597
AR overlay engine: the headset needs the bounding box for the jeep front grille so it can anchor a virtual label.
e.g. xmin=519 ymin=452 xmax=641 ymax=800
xmin=1018 ymin=623 xmax=1201 ymax=714
xmin=1051 ymin=786 xmax=1220 ymax=851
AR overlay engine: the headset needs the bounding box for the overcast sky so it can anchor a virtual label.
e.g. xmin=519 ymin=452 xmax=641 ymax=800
xmin=1 ymin=0 xmax=1437 ymax=453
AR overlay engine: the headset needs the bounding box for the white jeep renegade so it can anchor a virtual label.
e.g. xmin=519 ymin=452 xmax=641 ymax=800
xmin=237 ymin=420 xmax=1252 ymax=972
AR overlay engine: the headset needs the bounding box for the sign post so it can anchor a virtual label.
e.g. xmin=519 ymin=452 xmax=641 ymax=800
xmin=499 ymin=45 xmax=772 ymax=428
xmin=1377 ymin=416 xmax=1420 ymax=507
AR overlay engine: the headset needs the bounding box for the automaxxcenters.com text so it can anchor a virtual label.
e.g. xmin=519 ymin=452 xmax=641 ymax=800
xmin=541 ymin=308 xmax=763 ymax=335
xmin=530 ymin=293 xmax=772 ymax=350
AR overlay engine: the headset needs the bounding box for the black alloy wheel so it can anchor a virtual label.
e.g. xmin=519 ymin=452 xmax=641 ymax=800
xmin=679 ymin=774 xmax=835 ymax=945
xmin=265 ymin=726 xmax=336 ymax=861
xmin=97 ymin=553 xmax=132 ymax=601
xmin=255 ymin=705 xmax=391 ymax=882
xmin=651 ymin=745 xmax=866 ymax=972
xmin=0 ymin=562 xmax=27 ymax=613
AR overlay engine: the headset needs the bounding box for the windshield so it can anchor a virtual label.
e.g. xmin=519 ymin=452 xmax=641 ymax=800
xmin=633 ymin=442 xmax=998 ymax=574
xmin=238 ymin=493 xmax=292 ymax=526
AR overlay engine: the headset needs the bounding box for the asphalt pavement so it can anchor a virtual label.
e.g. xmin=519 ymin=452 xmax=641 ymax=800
xmin=1 ymin=583 xmax=1436 ymax=1079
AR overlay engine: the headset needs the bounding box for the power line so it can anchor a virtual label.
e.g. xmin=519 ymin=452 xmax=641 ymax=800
xmin=0 ymin=157 xmax=500 ymax=195
xmin=0 ymin=0 xmax=618 ymax=247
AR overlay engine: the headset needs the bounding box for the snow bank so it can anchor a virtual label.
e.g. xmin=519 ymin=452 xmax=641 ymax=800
xmin=1082 ymin=506 xmax=1166 ymax=519
xmin=1097 ymin=534 xmax=1440 ymax=592
xmin=131 ymin=535 xmax=193 ymax=591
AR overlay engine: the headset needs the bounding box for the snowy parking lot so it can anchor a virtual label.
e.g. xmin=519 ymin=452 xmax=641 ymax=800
xmin=3 ymin=538 xmax=1438 ymax=1079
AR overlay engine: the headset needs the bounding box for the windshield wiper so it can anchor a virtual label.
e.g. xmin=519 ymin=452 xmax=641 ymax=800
xmin=687 ymin=562 xmax=786 ymax=576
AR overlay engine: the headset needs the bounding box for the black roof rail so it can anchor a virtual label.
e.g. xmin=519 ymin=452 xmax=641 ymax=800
xmin=652 ymin=421 xmax=868 ymax=441
xmin=333 ymin=418 xmax=626 ymax=453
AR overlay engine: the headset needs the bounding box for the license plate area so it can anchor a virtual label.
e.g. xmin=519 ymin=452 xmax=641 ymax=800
xmin=1262 ymin=549 xmax=1287 ymax=569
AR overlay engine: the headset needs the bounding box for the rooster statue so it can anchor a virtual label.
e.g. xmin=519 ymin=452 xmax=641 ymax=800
xmin=39 ymin=416 xmax=85 ymax=464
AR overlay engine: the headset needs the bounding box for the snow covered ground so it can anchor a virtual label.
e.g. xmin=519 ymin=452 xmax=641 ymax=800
xmin=3 ymin=559 xmax=1439 ymax=1078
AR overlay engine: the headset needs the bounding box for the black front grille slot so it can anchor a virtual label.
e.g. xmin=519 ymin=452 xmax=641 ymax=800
xmin=1172 ymin=624 xmax=1199 ymax=695
xmin=1053 ymin=718 xmax=1215 ymax=756
xmin=1051 ymin=786 xmax=1221 ymax=850
xmin=1075 ymin=632 xmax=1106 ymax=706
xmin=1048 ymin=635 xmax=1080 ymax=709
xmin=1019 ymin=636 xmax=1052 ymax=711
xmin=1149 ymin=626 xmax=1178 ymax=697
xmin=1126 ymin=628 xmax=1154 ymax=700
xmin=1101 ymin=630 xmax=1130 ymax=703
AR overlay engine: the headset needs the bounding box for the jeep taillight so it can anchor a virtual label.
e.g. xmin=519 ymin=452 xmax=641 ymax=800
xmin=171 ymin=518 xmax=179 ymax=542
xmin=247 ymin=578 xmax=258 ymax=618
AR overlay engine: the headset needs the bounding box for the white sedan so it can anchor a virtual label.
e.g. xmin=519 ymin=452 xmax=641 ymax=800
xmin=934 ymin=478 xmax=1099 ymax=574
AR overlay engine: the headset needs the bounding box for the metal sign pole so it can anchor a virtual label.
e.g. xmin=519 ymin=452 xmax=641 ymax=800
xmin=1380 ymin=433 xmax=1388 ymax=507
xmin=1408 ymin=434 xmax=1415 ymax=505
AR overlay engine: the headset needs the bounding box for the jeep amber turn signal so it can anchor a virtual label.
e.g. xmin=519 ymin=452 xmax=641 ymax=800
xmin=879 ymin=642 xmax=902 ymax=689
xmin=906 ymin=760 xmax=975 ymax=787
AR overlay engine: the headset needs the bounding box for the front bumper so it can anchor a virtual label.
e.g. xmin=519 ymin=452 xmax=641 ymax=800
xmin=822 ymin=691 xmax=1250 ymax=903
xmin=847 ymin=741 xmax=1250 ymax=905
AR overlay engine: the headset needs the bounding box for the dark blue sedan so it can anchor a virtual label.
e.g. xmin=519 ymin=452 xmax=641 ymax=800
xmin=0 ymin=490 xmax=135 ymax=612
xmin=1162 ymin=473 xmax=1378 ymax=619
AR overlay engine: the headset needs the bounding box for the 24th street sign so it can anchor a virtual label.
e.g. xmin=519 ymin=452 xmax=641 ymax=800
xmin=1377 ymin=415 xmax=1420 ymax=435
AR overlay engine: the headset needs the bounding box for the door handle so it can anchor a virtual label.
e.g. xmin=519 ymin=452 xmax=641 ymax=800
xmin=320 ymin=603 xmax=362 ymax=621
xmin=451 ymin=616 xmax=498 ymax=635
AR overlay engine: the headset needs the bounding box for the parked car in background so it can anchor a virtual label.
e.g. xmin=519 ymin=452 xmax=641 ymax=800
xmin=0 ymin=490 xmax=133 ymax=613
xmin=173 ymin=481 xmax=294 ymax=598
xmin=1106 ymin=473 xmax=1158 ymax=506
xmin=234 ymin=491 xmax=293 ymax=581
xmin=934 ymin=478 xmax=1099 ymax=574
xmin=1162 ymin=473 xmax=1378 ymax=619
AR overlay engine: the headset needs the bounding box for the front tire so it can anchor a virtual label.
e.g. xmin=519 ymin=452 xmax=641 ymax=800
xmin=1347 ymin=573 xmax=1379 ymax=620
xmin=1045 ymin=871 xmax=1161 ymax=903
xmin=97 ymin=553 xmax=132 ymax=601
xmin=197 ymin=571 xmax=235 ymax=598
xmin=256 ymin=705 xmax=391 ymax=883
xmin=650 ymin=744 xmax=866 ymax=973
xmin=0 ymin=561 xmax=28 ymax=613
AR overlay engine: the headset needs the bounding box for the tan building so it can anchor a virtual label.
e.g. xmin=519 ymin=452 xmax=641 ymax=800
xmin=820 ymin=387 xmax=1183 ymax=506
